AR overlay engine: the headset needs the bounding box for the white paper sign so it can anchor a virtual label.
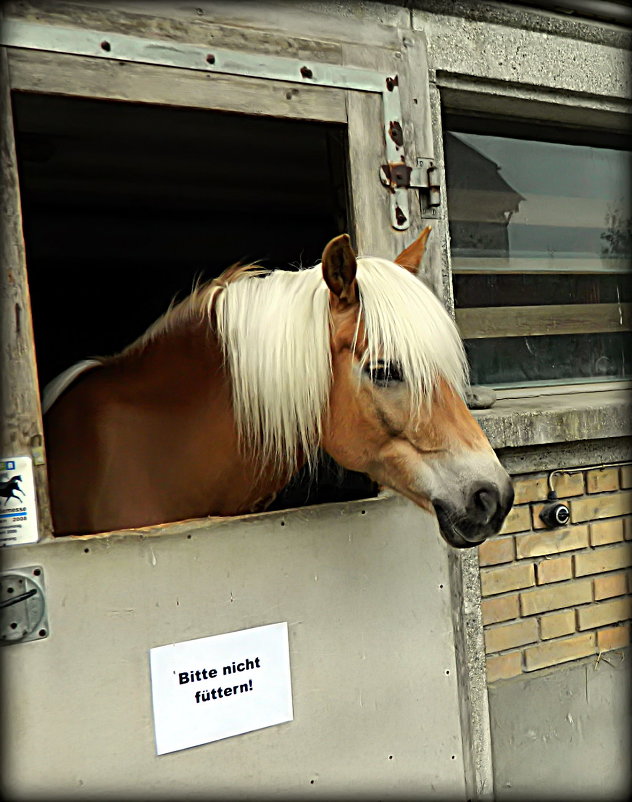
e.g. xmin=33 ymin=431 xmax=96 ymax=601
xmin=149 ymin=622 xmax=293 ymax=755
xmin=0 ymin=456 xmax=39 ymax=547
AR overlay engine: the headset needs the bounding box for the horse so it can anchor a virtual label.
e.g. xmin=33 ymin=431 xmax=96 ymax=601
xmin=0 ymin=476 xmax=25 ymax=506
xmin=43 ymin=228 xmax=513 ymax=544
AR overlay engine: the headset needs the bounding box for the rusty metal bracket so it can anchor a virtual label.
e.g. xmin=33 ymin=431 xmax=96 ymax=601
xmin=0 ymin=19 xmax=426 ymax=231
xmin=380 ymin=158 xmax=441 ymax=219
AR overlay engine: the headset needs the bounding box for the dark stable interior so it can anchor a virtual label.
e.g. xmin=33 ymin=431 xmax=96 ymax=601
xmin=13 ymin=91 xmax=377 ymax=511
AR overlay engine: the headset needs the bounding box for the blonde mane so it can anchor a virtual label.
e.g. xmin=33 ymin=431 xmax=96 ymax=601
xmin=201 ymin=257 xmax=465 ymax=475
xmin=48 ymin=258 xmax=467 ymax=476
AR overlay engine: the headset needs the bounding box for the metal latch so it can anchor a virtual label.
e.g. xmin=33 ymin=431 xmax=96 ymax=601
xmin=380 ymin=158 xmax=441 ymax=218
xmin=1 ymin=566 xmax=49 ymax=645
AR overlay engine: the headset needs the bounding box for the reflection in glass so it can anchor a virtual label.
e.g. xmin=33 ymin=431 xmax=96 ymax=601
xmin=444 ymin=123 xmax=632 ymax=387
xmin=445 ymin=132 xmax=632 ymax=267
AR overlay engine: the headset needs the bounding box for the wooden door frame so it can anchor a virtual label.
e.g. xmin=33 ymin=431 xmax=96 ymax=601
xmin=0 ymin=14 xmax=434 ymax=541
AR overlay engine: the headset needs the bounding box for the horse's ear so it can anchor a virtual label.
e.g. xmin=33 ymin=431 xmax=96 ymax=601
xmin=322 ymin=233 xmax=358 ymax=305
xmin=394 ymin=226 xmax=431 ymax=275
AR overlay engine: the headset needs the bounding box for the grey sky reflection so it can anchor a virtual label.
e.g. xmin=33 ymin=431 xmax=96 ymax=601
xmin=449 ymin=132 xmax=631 ymax=259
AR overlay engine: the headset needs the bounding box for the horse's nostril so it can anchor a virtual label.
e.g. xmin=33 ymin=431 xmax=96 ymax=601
xmin=471 ymin=483 xmax=500 ymax=524
xmin=475 ymin=489 xmax=494 ymax=513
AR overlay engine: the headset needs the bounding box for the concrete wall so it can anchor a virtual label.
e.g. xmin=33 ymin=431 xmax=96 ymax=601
xmin=488 ymin=650 xmax=631 ymax=800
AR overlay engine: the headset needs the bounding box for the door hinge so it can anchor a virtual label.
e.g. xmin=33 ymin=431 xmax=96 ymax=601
xmin=380 ymin=158 xmax=441 ymax=219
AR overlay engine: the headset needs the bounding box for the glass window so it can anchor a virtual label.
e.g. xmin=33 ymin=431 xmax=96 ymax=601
xmin=443 ymin=115 xmax=632 ymax=387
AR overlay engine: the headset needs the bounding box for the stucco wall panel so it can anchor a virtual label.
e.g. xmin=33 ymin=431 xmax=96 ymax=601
xmin=413 ymin=9 xmax=631 ymax=99
xmin=488 ymin=651 xmax=631 ymax=799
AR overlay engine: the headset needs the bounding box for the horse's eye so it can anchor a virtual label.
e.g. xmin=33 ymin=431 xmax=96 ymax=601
xmin=366 ymin=362 xmax=403 ymax=386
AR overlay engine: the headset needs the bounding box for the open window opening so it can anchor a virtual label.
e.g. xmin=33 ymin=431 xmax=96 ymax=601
xmin=13 ymin=92 xmax=378 ymax=523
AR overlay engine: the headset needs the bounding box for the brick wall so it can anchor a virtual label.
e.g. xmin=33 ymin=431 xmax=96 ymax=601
xmin=480 ymin=464 xmax=632 ymax=683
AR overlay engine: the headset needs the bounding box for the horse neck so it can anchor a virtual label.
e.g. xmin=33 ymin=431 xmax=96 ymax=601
xmin=113 ymin=318 xmax=300 ymax=514
xmin=116 ymin=318 xmax=223 ymax=402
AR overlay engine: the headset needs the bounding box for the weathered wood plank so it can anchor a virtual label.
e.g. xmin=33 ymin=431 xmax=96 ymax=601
xmin=4 ymin=0 xmax=406 ymax=50
xmin=345 ymin=88 xmax=394 ymax=256
xmin=343 ymin=33 xmax=446 ymax=300
xmin=394 ymin=28 xmax=447 ymax=299
xmin=0 ymin=47 xmax=52 ymax=539
xmin=456 ymin=302 xmax=632 ymax=339
xmin=3 ymin=0 xmax=346 ymax=61
xmin=386 ymin=32 xmax=429 ymax=242
xmin=452 ymin=256 xmax=628 ymax=275
xmin=342 ymin=41 xmax=411 ymax=260
xmin=8 ymin=48 xmax=347 ymax=123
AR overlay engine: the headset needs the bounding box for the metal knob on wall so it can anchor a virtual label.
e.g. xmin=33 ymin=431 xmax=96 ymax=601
xmin=541 ymin=460 xmax=632 ymax=530
xmin=0 ymin=566 xmax=48 ymax=645
xmin=539 ymin=491 xmax=571 ymax=529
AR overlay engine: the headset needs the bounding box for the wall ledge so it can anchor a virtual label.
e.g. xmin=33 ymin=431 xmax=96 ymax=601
xmin=475 ymin=389 xmax=632 ymax=450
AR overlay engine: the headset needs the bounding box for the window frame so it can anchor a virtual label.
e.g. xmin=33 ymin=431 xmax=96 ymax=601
xmin=437 ymin=81 xmax=632 ymax=393
xmin=0 ymin=11 xmax=435 ymax=543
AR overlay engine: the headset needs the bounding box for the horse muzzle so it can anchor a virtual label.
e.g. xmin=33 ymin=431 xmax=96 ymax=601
xmin=433 ymin=480 xmax=515 ymax=549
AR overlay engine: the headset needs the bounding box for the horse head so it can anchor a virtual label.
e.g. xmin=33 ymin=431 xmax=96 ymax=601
xmin=320 ymin=230 xmax=513 ymax=548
